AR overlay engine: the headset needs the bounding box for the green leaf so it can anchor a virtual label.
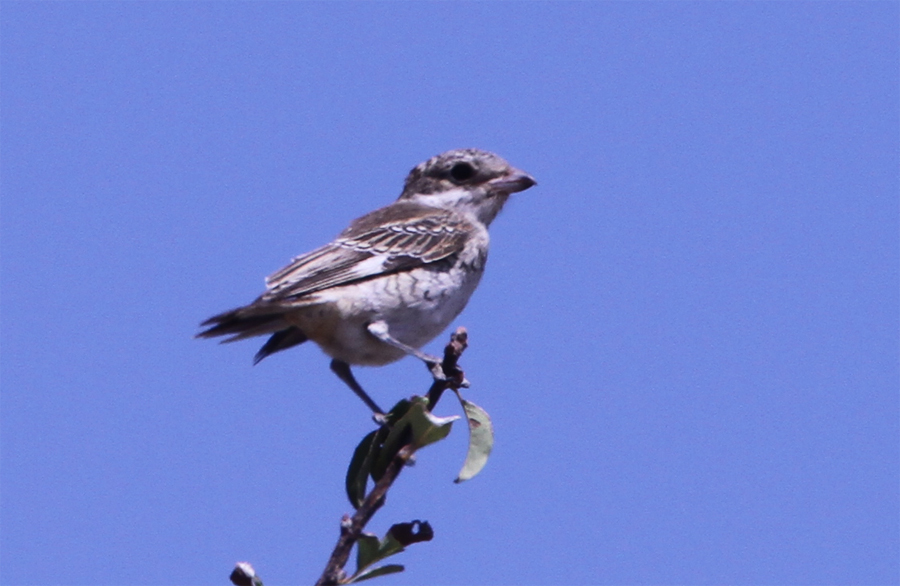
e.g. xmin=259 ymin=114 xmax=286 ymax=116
xmin=355 ymin=532 xmax=382 ymax=571
xmin=351 ymin=521 xmax=434 ymax=582
xmin=350 ymin=564 xmax=405 ymax=583
xmin=454 ymin=397 xmax=494 ymax=483
xmin=383 ymin=398 xmax=414 ymax=424
xmin=370 ymin=422 xmax=411 ymax=482
xmin=353 ymin=530 xmax=406 ymax=579
xmin=407 ymin=399 xmax=459 ymax=448
xmin=369 ymin=399 xmax=415 ymax=481
xmin=373 ymin=398 xmax=458 ymax=478
xmin=374 ymin=531 xmax=405 ymax=560
xmin=346 ymin=429 xmax=381 ymax=508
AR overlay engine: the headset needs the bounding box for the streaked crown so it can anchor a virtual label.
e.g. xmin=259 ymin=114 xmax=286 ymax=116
xmin=398 ymin=149 xmax=536 ymax=226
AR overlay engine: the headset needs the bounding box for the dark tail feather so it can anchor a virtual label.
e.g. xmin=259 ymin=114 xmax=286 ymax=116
xmin=253 ymin=328 xmax=309 ymax=364
xmin=198 ymin=306 xmax=308 ymax=363
xmin=196 ymin=312 xmax=286 ymax=340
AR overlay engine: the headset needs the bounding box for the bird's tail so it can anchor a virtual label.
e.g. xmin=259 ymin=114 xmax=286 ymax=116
xmin=196 ymin=306 xmax=308 ymax=364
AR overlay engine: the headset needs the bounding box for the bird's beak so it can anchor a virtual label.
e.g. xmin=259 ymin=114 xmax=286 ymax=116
xmin=489 ymin=168 xmax=537 ymax=194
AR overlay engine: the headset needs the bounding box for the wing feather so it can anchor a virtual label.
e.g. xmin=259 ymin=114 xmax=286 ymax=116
xmin=261 ymin=202 xmax=473 ymax=303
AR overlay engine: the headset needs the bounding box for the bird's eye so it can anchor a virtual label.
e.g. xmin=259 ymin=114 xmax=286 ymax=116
xmin=449 ymin=162 xmax=476 ymax=182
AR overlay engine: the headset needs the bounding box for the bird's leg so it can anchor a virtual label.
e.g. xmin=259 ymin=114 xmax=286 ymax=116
xmin=329 ymin=359 xmax=388 ymax=424
xmin=366 ymin=320 xmax=446 ymax=381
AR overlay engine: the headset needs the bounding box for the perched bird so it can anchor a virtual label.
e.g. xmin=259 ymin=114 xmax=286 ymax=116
xmin=198 ymin=148 xmax=536 ymax=415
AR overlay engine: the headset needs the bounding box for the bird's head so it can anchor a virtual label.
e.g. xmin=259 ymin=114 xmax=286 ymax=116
xmin=399 ymin=149 xmax=536 ymax=226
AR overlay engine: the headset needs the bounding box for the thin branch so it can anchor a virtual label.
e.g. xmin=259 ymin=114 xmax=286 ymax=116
xmin=426 ymin=327 xmax=468 ymax=410
xmin=315 ymin=444 xmax=415 ymax=586
xmin=315 ymin=327 xmax=470 ymax=586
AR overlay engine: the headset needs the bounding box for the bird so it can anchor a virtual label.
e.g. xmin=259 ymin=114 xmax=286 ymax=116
xmin=197 ymin=148 xmax=536 ymax=416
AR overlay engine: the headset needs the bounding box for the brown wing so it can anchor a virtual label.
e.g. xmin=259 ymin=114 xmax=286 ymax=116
xmin=262 ymin=201 xmax=473 ymax=303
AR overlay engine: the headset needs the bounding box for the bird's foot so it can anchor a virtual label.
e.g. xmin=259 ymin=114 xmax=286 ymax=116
xmin=424 ymin=356 xmax=447 ymax=382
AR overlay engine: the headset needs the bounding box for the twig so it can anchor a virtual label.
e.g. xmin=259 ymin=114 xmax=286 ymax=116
xmin=314 ymin=327 xmax=470 ymax=586
xmin=426 ymin=327 xmax=468 ymax=410
xmin=315 ymin=444 xmax=415 ymax=586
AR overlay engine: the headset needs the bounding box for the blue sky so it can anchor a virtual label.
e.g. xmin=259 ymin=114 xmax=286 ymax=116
xmin=1 ymin=2 xmax=897 ymax=585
